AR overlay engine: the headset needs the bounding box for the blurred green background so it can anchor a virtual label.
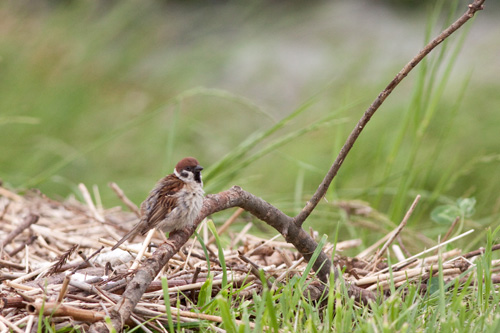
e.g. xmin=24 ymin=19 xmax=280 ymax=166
xmin=1 ymin=1 xmax=499 ymax=251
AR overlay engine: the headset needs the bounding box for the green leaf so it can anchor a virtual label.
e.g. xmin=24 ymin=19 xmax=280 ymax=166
xmin=197 ymin=274 xmax=213 ymax=308
xmin=430 ymin=205 xmax=460 ymax=224
xmin=457 ymin=197 xmax=476 ymax=217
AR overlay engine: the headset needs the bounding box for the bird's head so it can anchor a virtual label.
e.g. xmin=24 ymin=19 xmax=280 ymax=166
xmin=174 ymin=157 xmax=203 ymax=184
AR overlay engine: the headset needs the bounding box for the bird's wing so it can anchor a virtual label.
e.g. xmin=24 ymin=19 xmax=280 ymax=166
xmin=141 ymin=175 xmax=183 ymax=232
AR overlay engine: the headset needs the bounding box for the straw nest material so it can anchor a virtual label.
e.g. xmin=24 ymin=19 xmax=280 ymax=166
xmin=0 ymin=185 xmax=498 ymax=332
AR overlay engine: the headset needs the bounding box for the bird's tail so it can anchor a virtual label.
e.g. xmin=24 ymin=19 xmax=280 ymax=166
xmin=111 ymin=223 xmax=142 ymax=250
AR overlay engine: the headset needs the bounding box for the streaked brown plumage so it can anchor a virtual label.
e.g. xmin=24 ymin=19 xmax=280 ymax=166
xmin=112 ymin=157 xmax=204 ymax=250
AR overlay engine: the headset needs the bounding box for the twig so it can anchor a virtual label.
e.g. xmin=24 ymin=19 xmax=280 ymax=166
xmin=397 ymin=235 xmax=412 ymax=258
xmin=0 ymin=258 xmax=26 ymax=271
xmin=130 ymin=229 xmax=156 ymax=271
xmin=367 ymin=195 xmax=420 ymax=271
xmin=80 ymin=183 xmax=122 ymax=241
xmin=27 ymin=301 xmax=106 ymax=323
xmin=189 ymin=267 xmax=201 ymax=301
xmin=462 ymin=243 xmax=500 ymax=259
xmin=0 ymin=315 xmax=24 ymax=333
xmin=56 ymin=275 xmax=71 ymax=304
xmin=48 ymin=245 xmax=78 ymax=275
xmin=373 ymin=229 xmax=475 ymax=276
xmin=137 ymin=303 xmax=256 ymax=329
xmin=7 ymin=235 xmax=37 ymax=257
xmin=357 ymin=230 xmax=394 ymax=259
xmin=230 ymin=222 xmax=253 ymax=249
xmin=442 ymin=216 xmax=461 ymax=243
xmin=79 ymin=183 xmax=105 ymax=222
xmin=293 ymin=0 xmax=486 ymax=227
xmin=0 ymin=187 xmax=23 ymax=202
xmin=207 ymin=207 xmax=244 ymax=245
xmin=245 ymin=233 xmax=281 ymax=257
xmin=273 ymin=257 xmax=305 ymax=287
xmin=0 ymin=214 xmax=39 ymax=248
xmin=98 ymin=238 xmax=152 ymax=257
xmin=86 ymin=3 xmax=488 ymax=329
xmin=0 ymin=202 xmax=10 ymax=220
xmin=392 ymin=245 xmax=406 ymax=262
xmin=109 ymin=182 xmax=140 ymax=218
xmin=238 ymin=252 xmax=272 ymax=289
xmin=70 ymin=246 xmax=104 ymax=274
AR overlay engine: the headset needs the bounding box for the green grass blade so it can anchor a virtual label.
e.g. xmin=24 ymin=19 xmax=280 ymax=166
xmin=216 ymin=295 xmax=237 ymax=332
xmin=207 ymin=219 xmax=227 ymax=288
xmin=194 ymin=229 xmax=211 ymax=276
xmin=161 ymin=277 xmax=175 ymax=333
xmin=299 ymin=234 xmax=328 ymax=287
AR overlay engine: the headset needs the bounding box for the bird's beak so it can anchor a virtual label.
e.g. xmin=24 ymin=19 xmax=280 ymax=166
xmin=194 ymin=165 xmax=204 ymax=172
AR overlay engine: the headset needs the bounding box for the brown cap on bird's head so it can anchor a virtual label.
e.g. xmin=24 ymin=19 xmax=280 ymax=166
xmin=175 ymin=157 xmax=203 ymax=173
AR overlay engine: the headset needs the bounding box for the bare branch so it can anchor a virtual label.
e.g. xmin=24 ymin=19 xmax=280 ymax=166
xmin=89 ymin=187 xmax=376 ymax=331
xmin=294 ymin=0 xmax=486 ymax=227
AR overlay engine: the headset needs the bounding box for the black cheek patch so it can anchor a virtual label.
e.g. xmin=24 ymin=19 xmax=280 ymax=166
xmin=194 ymin=172 xmax=202 ymax=183
xmin=181 ymin=171 xmax=189 ymax=178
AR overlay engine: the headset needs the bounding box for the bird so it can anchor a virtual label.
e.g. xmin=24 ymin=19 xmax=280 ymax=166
xmin=112 ymin=157 xmax=205 ymax=251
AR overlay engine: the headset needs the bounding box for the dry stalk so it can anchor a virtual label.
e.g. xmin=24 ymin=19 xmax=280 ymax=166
xmin=109 ymin=182 xmax=140 ymax=217
xmin=367 ymin=195 xmax=420 ymax=271
xmin=28 ymin=301 xmax=106 ymax=323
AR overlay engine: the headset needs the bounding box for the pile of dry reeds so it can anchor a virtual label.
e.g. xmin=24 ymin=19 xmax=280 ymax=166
xmin=1 ymin=185 xmax=499 ymax=332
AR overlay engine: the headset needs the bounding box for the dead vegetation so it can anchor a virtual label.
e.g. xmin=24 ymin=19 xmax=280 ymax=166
xmin=1 ymin=184 xmax=499 ymax=332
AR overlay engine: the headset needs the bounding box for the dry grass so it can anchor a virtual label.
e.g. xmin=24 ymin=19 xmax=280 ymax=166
xmin=1 ymin=185 xmax=499 ymax=331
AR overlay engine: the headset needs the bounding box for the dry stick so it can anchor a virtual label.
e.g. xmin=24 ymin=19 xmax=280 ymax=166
xmin=0 ymin=187 xmax=23 ymax=202
xmin=392 ymin=245 xmax=406 ymax=262
xmin=79 ymin=183 xmax=105 ymax=222
xmin=79 ymin=183 xmax=121 ymax=241
xmin=462 ymin=243 xmax=500 ymax=259
xmin=138 ymin=303 xmax=255 ymax=329
xmin=109 ymin=182 xmax=140 ymax=218
xmin=230 ymin=222 xmax=253 ymax=249
xmin=207 ymin=207 xmax=245 ymax=245
xmin=189 ymin=267 xmax=201 ymax=301
xmin=7 ymin=235 xmax=37 ymax=257
xmin=357 ymin=231 xmax=394 ymax=259
xmin=397 ymin=235 xmax=412 ymax=258
xmin=238 ymin=252 xmax=273 ymax=289
xmin=245 ymin=233 xmax=281 ymax=257
xmin=0 ymin=315 xmax=24 ymax=333
xmin=293 ymin=0 xmax=486 ymax=228
xmin=0 ymin=214 xmax=39 ymax=248
xmin=28 ymin=301 xmax=106 ymax=323
xmin=129 ymin=229 xmax=156 ymax=271
xmin=98 ymin=238 xmax=152 ymax=257
xmin=367 ymin=195 xmax=421 ymax=271
xmin=442 ymin=216 xmax=461 ymax=243
xmin=0 ymin=202 xmax=10 ymax=221
xmin=56 ymin=275 xmax=71 ymax=304
xmin=374 ymin=229 xmax=475 ymax=277
xmin=0 ymin=258 xmax=26 ymax=271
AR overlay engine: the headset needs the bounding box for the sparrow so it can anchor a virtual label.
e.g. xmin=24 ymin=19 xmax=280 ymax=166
xmin=112 ymin=157 xmax=205 ymax=250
